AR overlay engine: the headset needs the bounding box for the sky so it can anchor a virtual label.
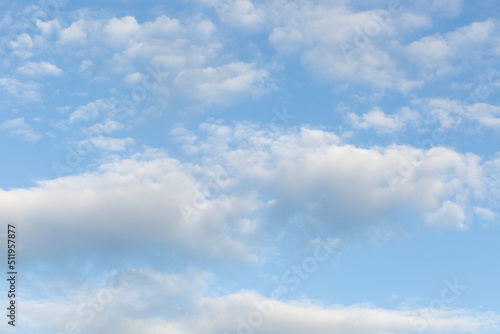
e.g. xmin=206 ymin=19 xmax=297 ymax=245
xmin=0 ymin=0 xmax=500 ymax=333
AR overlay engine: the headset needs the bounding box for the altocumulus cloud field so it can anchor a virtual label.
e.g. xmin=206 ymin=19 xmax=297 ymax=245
xmin=1 ymin=0 xmax=500 ymax=333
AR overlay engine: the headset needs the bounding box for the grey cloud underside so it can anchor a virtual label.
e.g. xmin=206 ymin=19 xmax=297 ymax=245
xmin=0 ymin=122 xmax=494 ymax=266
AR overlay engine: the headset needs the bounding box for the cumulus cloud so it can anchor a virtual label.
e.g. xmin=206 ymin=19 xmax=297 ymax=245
xmin=347 ymin=107 xmax=420 ymax=134
xmin=413 ymin=98 xmax=500 ymax=130
xmin=68 ymin=99 xmax=117 ymax=123
xmin=59 ymin=19 xmax=88 ymax=44
xmin=405 ymin=19 xmax=500 ymax=77
xmin=9 ymin=33 xmax=33 ymax=58
xmin=0 ymin=122 xmax=495 ymax=266
xmin=173 ymin=62 xmax=272 ymax=106
xmin=265 ymin=1 xmax=426 ymax=90
xmin=19 ymin=270 xmax=500 ymax=334
xmin=36 ymin=19 xmax=61 ymax=37
xmin=212 ymin=0 xmax=266 ymax=31
xmin=185 ymin=1 xmax=495 ymax=91
xmin=47 ymin=14 xmax=271 ymax=109
xmin=0 ymin=150 xmax=261 ymax=264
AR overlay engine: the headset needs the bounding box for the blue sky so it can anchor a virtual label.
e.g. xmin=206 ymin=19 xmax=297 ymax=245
xmin=1 ymin=0 xmax=500 ymax=333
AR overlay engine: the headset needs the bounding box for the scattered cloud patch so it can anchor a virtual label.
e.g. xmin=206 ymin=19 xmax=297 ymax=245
xmin=18 ymin=61 xmax=63 ymax=76
xmin=1 ymin=117 xmax=42 ymax=142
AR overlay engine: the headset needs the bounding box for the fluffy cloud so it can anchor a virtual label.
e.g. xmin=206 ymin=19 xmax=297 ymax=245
xmin=1 ymin=122 xmax=495 ymax=266
xmin=173 ymin=62 xmax=271 ymax=106
xmin=179 ymin=121 xmax=494 ymax=234
xmin=68 ymin=99 xmax=117 ymax=123
xmin=413 ymin=98 xmax=500 ymax=130
xmin=40 ymin=14 xmax=271 ymax=109
xmin=18 ymin=269 xmax=500 ymax=334
xmin=347 ymin=106 xmax=420 ymax=134
xmin=9 ymin=33 xmax=33 ymax=58
xmin=212 ymin=0 xmax=266 ymax=31
xmin=0 ymin=149 xmax=261 ymax=264
xmin=18 ymin=61 xmax=63 ymax=76
xmin=405 ymin=19 xmax=500 ymax=77
xmin=59 ymin=19 xmax=88 ymax=44
xmin=36 ymin=19 xmax=61 ymax=37
xmin=267 ymin=1 xmax=422 ymax=89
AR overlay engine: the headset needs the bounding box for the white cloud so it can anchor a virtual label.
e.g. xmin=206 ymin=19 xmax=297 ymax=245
xmin=473 ymin=206 xmax=496 ymax=220
xmin=18 ymin=61 xmax=63 ymax=76
xmin=0 ymin=150 xmax=260 ymax=263
xmin=413 ymin=98 xmax=500 ymax=130
xmin=173 ymin=62 xmax=271 ymax=106
xmin=87 ymin=136 xmax=135 ymax=152
xmin=79 ymin=59 xmax=93 ymax=71
xmin=124 ymin=72 xmax=144 ymax=85
xmin=86 ymin=120 xmax=125 ymax=135
xmin=266 ymin=1 xmax=426 ymax=90
xmin=1 ymin=117 xmax=42 ymax=142
xmin=103 ymin=16 xmax=140 ymax=48
xmin=0 ymin=77 xmax=40 ymax=101
xmin=170 ymin=125 xmax=199 ymax=155
xmin=18 ymin=273 xmax=500 ymax=334
xmin=405 ymin=20 xmax=500 ymax=76
xmin=60 ymin=19 xmax=88 ymax=44
xmin=0 ymin=122 xmax=493 ymax=267
xmin=20 ymin=268 xmax=213 ymax=334
xmin=36 ymin=19 xmax=61 ymax=37
xmin=68 ymin=99 xmax=117 ymax=123
xmin=213 ymin=0 xmax=266 ymax=31
xmin=47 ymin=14 xmax=270 ymax=109
xmin=425 ymin=200 xmax=467 ymax=230
xmin=347 ymin=107 xmax=420 ymax=134
xmin=9 ymin=33 xmax=34 ymax=58
xmin=186 ymin=291 xmax=500 ymax=334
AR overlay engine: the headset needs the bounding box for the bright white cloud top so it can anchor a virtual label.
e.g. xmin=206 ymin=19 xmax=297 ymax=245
xmin=1 ymin=0 xmax=500 ymax=333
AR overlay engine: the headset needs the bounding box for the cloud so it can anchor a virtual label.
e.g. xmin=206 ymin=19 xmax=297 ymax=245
xmin=9 ymin=33 xmax=33 ymax=58
xmin=0 ymin=122 xmax=495 ymax=267
xmin=19 ymin=268 xmax=213 ymax=334
xmin=425 ymin=200 xmax=467 ymax=230
xmin=405 ymin=20 xmax=500 ymax=77
xmin=68 ymin=99 xmax=117 ymax=123
xmin=0 ymin=149 xmax=260 ymax=265
xmin=173 ymin=62 xmax=272 ymax=106
xmin=181 ymin=122 xmax=487 ymax=235
xmin=1 ymin=117 xmax=42 ymax=142
xmin=18 ymin=61 xmax=63 ymax=76
xmin=18 ymin=271 xmax=500 ymax=334
xmin=347 ymin=107 xmax=420 ymax=134
xmin=473 ymin=206 xmax=496 ymax=220
xmin=87 ymin=136 xmax=135 ymax=152
xmin=265 ymin=1 xmax=430 ymax=90
xmin=124 ymin=72 xmax=144 ymax=85
xmin=85 ymin=120 xmax=125 ymax=135
xmin=103 ymin=16 xmax=140 ymax=48
xmin=413 ymin=98 xmax=500 ymax=130
xmin=36 ymin=19 xmax=61 ymax=37
xmin=46 ymin=14 xmax=271 ymax=109
xmin=79 ymin=59 xmax=93 ymax=71
xmin=213 ymin=0 xmax=266 ymax=31
xmin=0 ymin=77 xmax=40 ymax=101
xmin=59 ymin=19 xmax=88 ymax=44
